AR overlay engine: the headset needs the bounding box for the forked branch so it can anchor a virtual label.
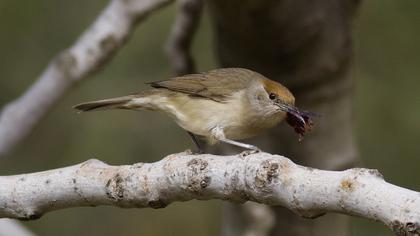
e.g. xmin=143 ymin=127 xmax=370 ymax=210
xmin=0 ymin=0 xmax=173 ymax=156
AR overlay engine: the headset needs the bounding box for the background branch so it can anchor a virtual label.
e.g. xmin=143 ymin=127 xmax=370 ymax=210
xmin=222 ymin=202 xmax=275 ymax=236
xmin=165 ymin=0 xmax=204 ymax=75
xmin=0 ymin=219 xmax=36 ymax=236
xmin=0 ymin=151 xmax=419 ymax=235
xmin=0 ymin=0 xmax=174 ymax=234
xmin=0 ymin=0 xmax=173 ymax=157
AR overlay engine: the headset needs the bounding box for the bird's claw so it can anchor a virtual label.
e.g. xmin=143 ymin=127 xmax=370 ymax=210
xmin=240 ymin=148 xmax=261 ymax=157
xmin=183 ymin=149 xmax=194 ymax=155
xmin=192 ymin=149 xmax=205 ymax=155
xmin=184 ymin=148 xmax=205 ymax=155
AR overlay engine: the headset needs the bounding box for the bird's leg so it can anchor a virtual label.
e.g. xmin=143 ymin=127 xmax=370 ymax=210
xmin=219 ymin=138 xmax=260 ymax=151
xmin=211 ymin=127 xmax=260 ymax=152
xmin=187 ymin=131 xmax=204 ymax=154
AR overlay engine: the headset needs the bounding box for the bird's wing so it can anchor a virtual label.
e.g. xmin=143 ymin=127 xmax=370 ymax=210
xmin=149 ymin=68 xmax=256 ymax=102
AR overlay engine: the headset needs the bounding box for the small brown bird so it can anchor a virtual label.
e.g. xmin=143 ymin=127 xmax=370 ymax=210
xmin=74 ymin=68 xmax=315 ymax=152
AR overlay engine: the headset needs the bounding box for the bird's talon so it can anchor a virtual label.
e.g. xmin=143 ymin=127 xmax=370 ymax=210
xmin=184 ymin=149 xmax=194 ymax=155
xmin=240 ymin=148 xmax=260 ymax=157
xmin=252 ymin=148 xmax=261 ymax=154
xmin=192 ymin=149 xmax=204 ymax=155
xmin=184 ymin=148 xmax=204 ymax=155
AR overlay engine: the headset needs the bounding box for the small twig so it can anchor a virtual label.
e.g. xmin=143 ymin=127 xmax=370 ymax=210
xmin=166 ymin=0 xmax=204 ymax=75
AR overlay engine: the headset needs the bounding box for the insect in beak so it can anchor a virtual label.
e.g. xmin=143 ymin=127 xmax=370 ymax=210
xmin=275 ymin=101 xmax=319 ymax=140
xmin=275 ymin=101 xmax=305 ymax=123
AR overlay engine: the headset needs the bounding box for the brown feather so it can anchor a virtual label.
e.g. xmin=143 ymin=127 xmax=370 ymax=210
xmin=149 ymin=68 xmax=263 ymax=102
xmin=73 ymin=96 xmax=136 ymax=112
xmin=261 ymin=78 xmax=295 ymax=105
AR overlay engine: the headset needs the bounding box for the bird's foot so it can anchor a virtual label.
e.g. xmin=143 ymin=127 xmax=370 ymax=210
xmin=184 ymin=148 xmax=205 ymax=155
xmin=183 ymin=149 xmax=194 ymax=155
xmin=240 ymin=148 xmax=261 ymax=157
xmin=192 ymin=149 xmax=205 ymax=155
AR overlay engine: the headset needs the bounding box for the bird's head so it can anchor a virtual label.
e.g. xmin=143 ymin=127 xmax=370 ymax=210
xmin=260 ymin=78 xmax=317 ymax=139
xmin=261 ymin=78 xmax=295 ymax=113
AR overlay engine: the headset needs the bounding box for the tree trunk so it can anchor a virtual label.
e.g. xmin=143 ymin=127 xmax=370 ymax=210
xmin=207 ymin=0 xmax=361 ymax=235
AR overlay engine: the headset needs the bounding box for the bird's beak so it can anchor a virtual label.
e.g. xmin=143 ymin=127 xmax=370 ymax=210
xmin=278 ymin=100 xmax=319 ymax=140
xmin=275 ymin=101 xmax=307 ymax=125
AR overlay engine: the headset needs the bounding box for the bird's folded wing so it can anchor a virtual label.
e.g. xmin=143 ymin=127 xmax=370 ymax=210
xmin=149 ymin=68 xmax=255 ymax=102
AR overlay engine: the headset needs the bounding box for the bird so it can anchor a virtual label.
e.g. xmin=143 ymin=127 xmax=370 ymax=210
xmin=74 ymin=68 xmax=315 ymax=152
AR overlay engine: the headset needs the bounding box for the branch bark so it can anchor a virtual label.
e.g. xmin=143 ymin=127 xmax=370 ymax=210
xmin=0 ymin=151 xmax=418 ymax=235
xmin=0 ymin=0 xmax=173 ymax=157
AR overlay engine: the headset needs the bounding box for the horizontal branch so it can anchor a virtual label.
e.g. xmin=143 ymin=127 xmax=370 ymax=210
xmin=0 ymin=0 xmax=173 ymax=156
xmin=0 ymin=151 xmax=419 ymax=235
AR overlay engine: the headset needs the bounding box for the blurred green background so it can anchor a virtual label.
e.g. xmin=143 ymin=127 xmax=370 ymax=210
xmin=0 ymin=0 xmax=419 ymax=235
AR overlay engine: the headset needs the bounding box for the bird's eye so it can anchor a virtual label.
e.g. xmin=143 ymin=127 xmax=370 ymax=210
xmin=269 ymin=93 xmax=277 ymax=100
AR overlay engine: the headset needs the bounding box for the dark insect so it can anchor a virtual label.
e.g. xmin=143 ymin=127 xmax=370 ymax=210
xmin=286 ymin=108 xmax=319 ymax=141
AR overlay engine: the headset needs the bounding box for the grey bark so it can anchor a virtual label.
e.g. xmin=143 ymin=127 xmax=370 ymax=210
xmin=1 ymin=152 xmax=419 ymax=236
xmin=206 ymin=0 xmax=360 ymax=235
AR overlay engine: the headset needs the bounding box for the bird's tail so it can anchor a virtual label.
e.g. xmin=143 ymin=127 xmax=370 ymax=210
xmin=74 ymin=89 xmax=170 ymax=112
xmin=73 ymin=95 xmax=137 ymax=112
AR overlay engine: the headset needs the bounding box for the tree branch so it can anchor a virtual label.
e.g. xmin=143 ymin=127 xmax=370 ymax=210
xmin=0 ymin=219 xmax=36 ymax=236
xmin=0 ymin=151 xmax=418 ymax=235
xmin=0 ymin=0 xmax=173 ymax=156
xmin=165 ymin=0 xmax=203 ymax=75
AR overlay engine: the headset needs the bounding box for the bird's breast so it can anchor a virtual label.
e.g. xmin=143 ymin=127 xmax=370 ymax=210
xmin=223 ymin=109 xmax=285 ymax=140
xmin=158 ymin=91 xmax=285 ymax=141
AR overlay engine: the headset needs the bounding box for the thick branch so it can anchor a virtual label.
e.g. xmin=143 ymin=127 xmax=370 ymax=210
xmin=0 ymin=0 xmax=173 ymax=156
xmin=0 ymin=151 xmax=418 ymax=235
